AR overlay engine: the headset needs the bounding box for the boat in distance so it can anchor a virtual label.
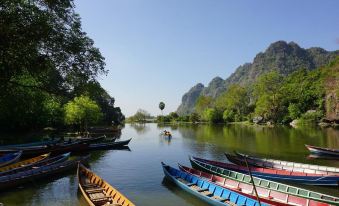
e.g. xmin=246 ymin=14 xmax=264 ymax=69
xmin=89 ymin=138 xmax=132 ymax=150
xmin=162 ymin=162 xmax=265 ymax=206
xmin=78 ymin=163 xmax=135 ymax=206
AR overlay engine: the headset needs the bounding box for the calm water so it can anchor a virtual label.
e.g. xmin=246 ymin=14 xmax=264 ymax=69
xmin=0 ymin=123 xmax=338 ymax=206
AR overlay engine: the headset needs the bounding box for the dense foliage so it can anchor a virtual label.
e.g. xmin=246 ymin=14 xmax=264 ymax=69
xmin=0 ymin=0 xmax=124 ymax=130
xmin=64 ymin=96 xmax=103 ymax=131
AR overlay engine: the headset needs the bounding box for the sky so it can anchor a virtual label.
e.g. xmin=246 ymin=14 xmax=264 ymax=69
xmin=74 ymin=0 xmax=339 ymax=117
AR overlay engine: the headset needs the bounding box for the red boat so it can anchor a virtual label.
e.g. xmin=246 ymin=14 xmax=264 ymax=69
xmin=180 ymin=164 xmax=330 ymax=206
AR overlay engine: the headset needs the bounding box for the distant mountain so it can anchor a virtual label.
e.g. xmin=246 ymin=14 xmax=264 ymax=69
xmin=177 ymin=41 xmax=339 ymax=115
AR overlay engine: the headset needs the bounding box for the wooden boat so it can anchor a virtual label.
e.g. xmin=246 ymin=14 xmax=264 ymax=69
xmin=78 ymin=163 xmax=135 ymax=206
xmin=234 ymin=152 xmax=339 ymax=174
xmin=178 ymin=164 xmax=331 ymax=206
xmin=76 ymin=135 xmax=106 ymax=144
xmin=89 ymin=138 xmax=132 ymax=150
xmin=0 ymin=152 xmax=70 ymax=176
xmin=190 ymin=156 xmax=339 ymax=205
xmin=0 ymin=142 xmax=89 ymax=157
xmin=162 ymin=162 xmax=265 ymax=206
xmin=305 ymin=145 xmax=339 ymax=157
xmin=0 ymin=153 xmax=50 ymax=173
xmin=0 ymin=139 xmax=60 ymax=149
xmin=0 ymin=151 xmax=22 ymax=167
xmin=0 ymin=154 xmax=89 ymax=190
xmin=201 ymin=155 xmax=339 ymax=186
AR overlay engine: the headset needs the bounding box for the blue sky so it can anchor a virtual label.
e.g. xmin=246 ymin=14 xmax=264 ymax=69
xmin=74 ymin=0 xmax=339 ymax=116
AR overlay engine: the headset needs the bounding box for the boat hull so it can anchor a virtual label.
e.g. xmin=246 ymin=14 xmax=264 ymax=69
xmin=190 ymin=156 xmax=339 ymax=205
xmin=306 ymin=145 xmax=339 ymax=157
xmin=162 ymin=162 xmax=264 ymax=206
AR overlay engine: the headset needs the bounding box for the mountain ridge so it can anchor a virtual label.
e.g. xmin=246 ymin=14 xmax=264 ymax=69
xmin=176 ymin=41 xmax=339 ymax=115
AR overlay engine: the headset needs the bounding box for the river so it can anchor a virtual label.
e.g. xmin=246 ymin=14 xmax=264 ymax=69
xmin=0 ymin=123 xmax=338 ymax=205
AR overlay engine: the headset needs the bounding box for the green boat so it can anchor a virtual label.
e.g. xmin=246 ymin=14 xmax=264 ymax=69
xmin=190 ymin=156 xmax=339 ymax=206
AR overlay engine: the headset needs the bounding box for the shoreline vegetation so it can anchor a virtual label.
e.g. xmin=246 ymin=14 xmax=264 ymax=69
xmin=127 ymin=58 xmax=339 ymax=128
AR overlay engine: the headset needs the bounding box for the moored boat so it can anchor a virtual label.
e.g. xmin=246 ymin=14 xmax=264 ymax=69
xmin=89 ymin=138 xmax=132 ymax=150
xmin=234 ymin=152 xmax=339 ymax=174
xmin=76 ymin=135 xmax=106 ymax=144
xmin=162 ymin=162 xmax=265 ymax=206
xmin=190 ymin=156 xmax=339 ymax=205
xmin=305 ymin=145 xmax=339 ymax=157
xmin=0 ymin=154 xmax=89 ymax=190
xmin=0 ymin=141 xmax=89 ymax=157
xmin=0 ymin=153 xmax=50 ymax=173
xmin=222 ymin=154 xmax=339 ymax=185
xmin=178 ymin=163 xmax=330 ymax=206
xmin=78 ymin=163 xmax=135 ymax=206
xmin=0 ymin=151 xmax=22 ymax=167
xmin=0 ymin=139 xmax=60 ymax=149
xmin=0 ymin=152 xmax=70 ymax=176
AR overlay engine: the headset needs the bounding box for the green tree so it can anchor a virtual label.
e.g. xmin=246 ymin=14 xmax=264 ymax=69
xmin=195 ymin=96 xmax=213 ymax=115
xmin=253 ymin=71 xmax=284 ymax=122
xmin=203 ymin=108 xmax=222 ymax=123
xmin=189 ymin=112 xmax=200 ymax=123
xmin=64 ymin=96 xmax=103 ymax=132
xmin=159 ymin=102 xmax=165 ymax=115
xmin=215 ymin=84 xmax=249 ymax=122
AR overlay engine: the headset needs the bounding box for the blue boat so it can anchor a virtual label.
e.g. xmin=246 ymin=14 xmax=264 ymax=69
xmin=162 ymin=162 xmax=266 ymax=206
xmin=0 ymin=151 xmax=22 ymax=167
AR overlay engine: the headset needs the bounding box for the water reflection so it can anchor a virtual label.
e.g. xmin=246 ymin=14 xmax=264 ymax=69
xmin=129 ymin=123 xmax=150 ymax=134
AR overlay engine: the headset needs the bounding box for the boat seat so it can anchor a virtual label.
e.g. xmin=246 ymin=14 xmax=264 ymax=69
xmin=211 ymin=195 xmax=227 ymax=201
xmin=200 ymin=190 xmax=213 ymax=196
xmin=177 ymin=178 xmax=190 ymax=185
xmin=86 ymin=188 xmax=104 ymax=193
xmin=82 ymin=183 xmax=99 ymax=188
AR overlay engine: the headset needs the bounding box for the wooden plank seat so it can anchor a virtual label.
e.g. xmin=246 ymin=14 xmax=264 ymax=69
xmin=85 ymin=188 xmax=104 ymax=193
xmin=200 ymin=190 xmax=213 ymax=196
xmin=177 ymin=177 xmax=190 ymax=184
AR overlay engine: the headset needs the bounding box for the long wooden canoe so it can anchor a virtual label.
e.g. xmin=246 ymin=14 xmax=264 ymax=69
xmin=162 ymin=162 xmax=265 ymax=206
xmin=78 ymin=163 xmax=135 ymax=206
xmin=235 ymin=152 xmax=339 ymax=174
xmin=0 ymin=152 xmax=70 ymax=176
xmin=190 ymin=156 xmax=339 ymax=205
xmin=0 ymin=153 xmax=50 ymax=173
xmin=178 ymin=163 xmax=331 ymax=206
xmin=89 ymin=138 xmax=132 ymax=150
xmin=222 ymin=154 xmax=339 ymax=185
xmin=0 ymin=154 xmax=89 ymax=190
xmin=0 ymin=151 xmax=22 ymax=167
xmin=305 ymin=145 xmax=339 ymax=157
xmin=0 ymin=142 xmax=89 ymax=157
xmin=0 ymin=139 xmax=60 ymax=149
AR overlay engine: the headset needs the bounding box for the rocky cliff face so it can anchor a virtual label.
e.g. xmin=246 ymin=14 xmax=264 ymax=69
xmin=176 ymin=41 xmax=339 ymax=115
xmin=176 ymin=83 xmax=205 ymax=115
